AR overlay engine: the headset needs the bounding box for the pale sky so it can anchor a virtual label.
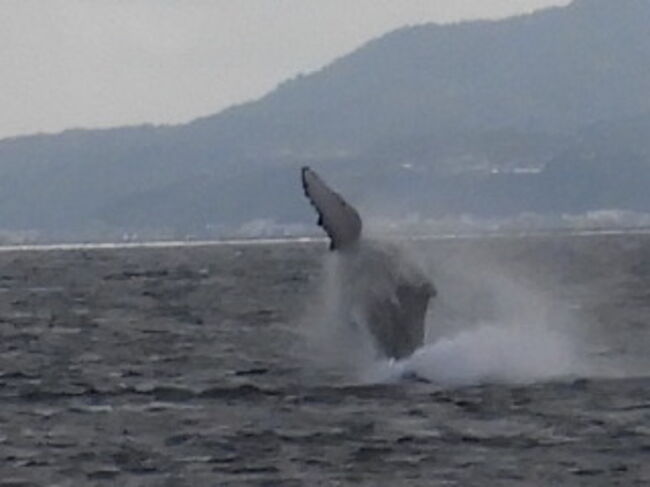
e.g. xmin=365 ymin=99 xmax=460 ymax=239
xmin=1 ymin=0 xmax=571 ymax=140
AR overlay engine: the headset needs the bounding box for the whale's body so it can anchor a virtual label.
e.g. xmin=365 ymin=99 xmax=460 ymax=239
xmin=301 ymin=167 xmax=435 ymax=360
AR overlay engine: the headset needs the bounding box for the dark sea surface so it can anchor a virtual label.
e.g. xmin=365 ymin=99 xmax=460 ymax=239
xmin=1 ymin=234 xmax=649 ymax=486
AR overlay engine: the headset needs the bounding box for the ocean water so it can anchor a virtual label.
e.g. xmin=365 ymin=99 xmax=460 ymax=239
xmin=0 ymin=233 xmax=649 ymax=485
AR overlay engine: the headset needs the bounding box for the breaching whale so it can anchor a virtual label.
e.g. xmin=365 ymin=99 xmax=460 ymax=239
xmin=301 ymin=167 xmax=435 ymax=360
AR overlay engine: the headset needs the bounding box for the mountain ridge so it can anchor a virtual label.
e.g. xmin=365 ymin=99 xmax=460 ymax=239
xmin=1 ymin=0 xmax=649 ymax=242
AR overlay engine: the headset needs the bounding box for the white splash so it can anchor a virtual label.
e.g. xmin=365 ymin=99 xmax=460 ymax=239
xmin=301 ymin=239 xmax=590 ymax=387
xmin=369 ymin=321 xmax=578 ymax=386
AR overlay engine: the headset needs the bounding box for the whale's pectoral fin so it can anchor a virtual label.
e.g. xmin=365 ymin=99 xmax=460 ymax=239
xmin=301 ymin=167 xmax=362 ymax=250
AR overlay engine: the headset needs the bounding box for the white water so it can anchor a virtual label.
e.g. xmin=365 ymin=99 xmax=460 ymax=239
xmin=302 ymin=240 xmax=591 ymax=386
xmin=363 ymin=321 xmax=579 ymax=385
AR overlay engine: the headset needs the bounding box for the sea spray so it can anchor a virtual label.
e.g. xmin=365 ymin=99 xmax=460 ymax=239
xmin=300 ymin=238 xmax=591 ymax=385
xmin=298 ymin=252 xmax=379 ymax=379
xmin=399 ymin=321 xmax=578 ymax=385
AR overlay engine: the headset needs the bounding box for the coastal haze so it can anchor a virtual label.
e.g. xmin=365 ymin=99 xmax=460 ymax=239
xmin=3 ymin=0 xmax=569 ymax=139
xmin=2 ymin=0 xmax=648 ymax=242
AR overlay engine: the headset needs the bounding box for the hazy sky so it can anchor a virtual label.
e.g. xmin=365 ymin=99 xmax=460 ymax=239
xmin=2 ymin=0 xmax=571 ymax=140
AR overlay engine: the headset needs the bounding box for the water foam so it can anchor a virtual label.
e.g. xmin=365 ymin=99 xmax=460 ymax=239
xmin=301 ymin=240 xmax=588 ymax=387
xmin=364 ymin=322 xmax=578 ymax=385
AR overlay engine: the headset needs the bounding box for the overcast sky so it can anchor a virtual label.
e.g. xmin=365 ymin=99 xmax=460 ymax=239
xmin=2 ymin=0 xmax=571 ymax=140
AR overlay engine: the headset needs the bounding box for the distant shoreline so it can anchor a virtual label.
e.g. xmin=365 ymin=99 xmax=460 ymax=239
xmin=3 ymin=226 xmax=650 ymax=253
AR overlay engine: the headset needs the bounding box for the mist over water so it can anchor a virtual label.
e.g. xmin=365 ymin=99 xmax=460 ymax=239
xmin=299 ymin=252 xmax=380 ymax=379
xmin=382 ymin=320 xmax=579 ymax=386
xmin=300 ymin=238 xmax=600 ymax=387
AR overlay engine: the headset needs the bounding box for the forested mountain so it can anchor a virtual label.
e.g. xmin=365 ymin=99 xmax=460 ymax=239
xmin=1 ymin=0 xmax=649 ymax=241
